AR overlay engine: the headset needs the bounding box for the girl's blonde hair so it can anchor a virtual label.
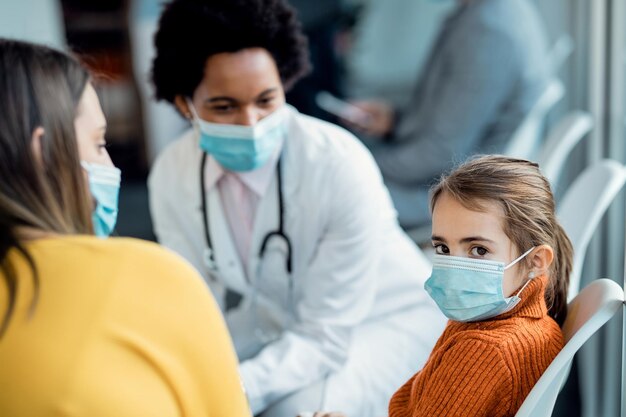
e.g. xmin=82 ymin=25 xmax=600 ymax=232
xmin=430 ymin=155 xmax=573 ymax=326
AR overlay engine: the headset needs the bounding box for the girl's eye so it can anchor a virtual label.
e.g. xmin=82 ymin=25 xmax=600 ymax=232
xmin=434 ymin=244 xmax=449 ymax=255
xmin=470 ymin=246 xmax=488 ymax=257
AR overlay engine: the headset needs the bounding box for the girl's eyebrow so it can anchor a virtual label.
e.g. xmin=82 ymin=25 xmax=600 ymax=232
xmin=459 ymin=236 xmax=495 ymax=244
xmin=430 ymin=235 xmax=496 ymax=244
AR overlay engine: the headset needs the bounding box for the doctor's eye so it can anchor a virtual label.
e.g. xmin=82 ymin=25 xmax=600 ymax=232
xmin=434 ymin=244 xmax=449 ymax=255
xmin=470 ymin=246 xmax=489 ymax=257
xmin=257 ymin=96 xmax=276 ymax=107
xmin=211 ymin=104 xmax=236 ymax=113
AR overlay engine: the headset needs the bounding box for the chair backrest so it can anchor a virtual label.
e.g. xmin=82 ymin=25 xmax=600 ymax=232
xmin=514 ymin=279 xmax=624 ymax=417
xmin=548 ymin=34 xmax=575 ymax=75
xmin=505 ymin=79 xmax=565 ymax=160
xmin=538 ymin=111 xmax=593 ymax=187
xmin=557 ymin=160 xmax=626 ymax=301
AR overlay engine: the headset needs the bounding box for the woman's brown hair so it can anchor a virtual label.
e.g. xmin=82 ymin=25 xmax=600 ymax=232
xmin=430 ymin=155 xmax=573 ymax=326
xmin=0 ymin=39 xmax=94 ymax=336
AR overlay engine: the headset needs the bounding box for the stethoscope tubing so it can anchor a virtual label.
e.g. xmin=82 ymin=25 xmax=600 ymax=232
xmin=199 ymin=152 xmax=293 ymax=275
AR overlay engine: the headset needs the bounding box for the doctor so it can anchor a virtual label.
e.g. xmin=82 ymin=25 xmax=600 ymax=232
xmin=148 ymin=1 xmax=446 ymax=416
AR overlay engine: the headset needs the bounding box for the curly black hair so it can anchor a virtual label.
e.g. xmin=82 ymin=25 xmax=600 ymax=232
xmin=151 ymin=0 xmax=311 ymax=103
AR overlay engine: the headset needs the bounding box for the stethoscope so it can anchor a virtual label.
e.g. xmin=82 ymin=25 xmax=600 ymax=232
xmin=199 ymin=152 xmax=293 ymax=279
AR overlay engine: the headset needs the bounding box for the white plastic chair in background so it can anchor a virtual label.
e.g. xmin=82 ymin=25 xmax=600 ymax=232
xmin=556 ymin=161 xmax=626 ymax=416
xmin=504 ymin=79 xmax=565 ymax=161
xmin=548 ymin=34 xmax=575 ymax=75
xmin=538 ymin=111 xmax=594 ymax=187
xmin=556 ymin=160 xmax=626 ymax=301
xmin=514 ymin=278 xmax=624 ymax=417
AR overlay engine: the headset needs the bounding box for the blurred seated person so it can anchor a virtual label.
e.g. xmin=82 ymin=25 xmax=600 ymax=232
xmin=343 ymin=0 xmax=454 ymax=107
xmin=0 ymin=39 xmax=250 ymax=417
xmin=346 ymin=0 xmax=549 ymax=228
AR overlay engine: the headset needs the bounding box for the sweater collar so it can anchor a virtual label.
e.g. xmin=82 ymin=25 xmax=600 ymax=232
xmin=492 ymin=274 xmax=549 ymax=321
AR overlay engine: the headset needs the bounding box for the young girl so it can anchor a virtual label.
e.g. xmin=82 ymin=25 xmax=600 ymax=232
xmin=390 ymin=155 xmax=572 ymax=416
xmin=313 ymin=155 xmax=572 ymax=417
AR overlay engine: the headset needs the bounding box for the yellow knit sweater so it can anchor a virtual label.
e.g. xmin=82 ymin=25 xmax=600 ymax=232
xmin=389 ymin=275 xmax=563 ymax=417
xmin=0 ymin=236 xmax=251 ymax=417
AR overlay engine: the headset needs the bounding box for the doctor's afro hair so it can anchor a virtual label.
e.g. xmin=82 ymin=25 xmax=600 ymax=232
xmin=151 ymin=0 xmax=311 ymax=103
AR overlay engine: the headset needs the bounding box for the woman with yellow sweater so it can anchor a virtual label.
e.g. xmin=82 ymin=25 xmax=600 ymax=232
xmin=315 ymin=155 xmax=572 ymax=417
xmin=0 ymin=39 xmax=250 ymax=417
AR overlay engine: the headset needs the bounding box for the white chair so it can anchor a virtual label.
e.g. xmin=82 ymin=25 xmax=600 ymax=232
xmin=557 ymin=160 xmax=626 ymax=301
xmin=538 ymin=111 xmax=594 ymax=187
xmin=514 ymin=278 xmax=624 ymax=417
xmin=548 ymin=34 xmax=575 ymax=75
xmin=505 ymin=79 xmax=565 ymax=161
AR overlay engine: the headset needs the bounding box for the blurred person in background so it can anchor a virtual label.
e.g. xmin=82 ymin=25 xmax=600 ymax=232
xmin=346 ymin=0 xmax=550 ymax=228
xmin=0 ymin=39 xmax=250 ymax=417
xmin=147 ymin=0 xmax=446 ymax=416
xmin=342 ymin=0 xmax=454 ymax=109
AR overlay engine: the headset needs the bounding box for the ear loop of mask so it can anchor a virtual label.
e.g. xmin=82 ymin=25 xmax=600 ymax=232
xmin=505 ymin=247 xmax=538 ymax=298
xmin=504 ymin=246 xmax=536 ymax=270
xmin=186 ymin=98 xmax=200 ymax=122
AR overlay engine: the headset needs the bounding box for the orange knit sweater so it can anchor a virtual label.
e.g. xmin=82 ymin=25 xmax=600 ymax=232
xmin=388 ymin=275 xmax=564 ymax=417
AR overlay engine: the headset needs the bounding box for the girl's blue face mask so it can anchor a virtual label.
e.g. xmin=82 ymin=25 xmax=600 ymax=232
xmin=81 ymin=161 xmax=121 ymax=238
xmin=187 ymin=100 xmax=287 ymax=172
xmin=425 ymin=247 xmax=536 ymax=322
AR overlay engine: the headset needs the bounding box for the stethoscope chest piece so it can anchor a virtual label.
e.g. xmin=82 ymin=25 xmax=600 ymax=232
xmin=203 ymin=247 xmax=218 ymax=271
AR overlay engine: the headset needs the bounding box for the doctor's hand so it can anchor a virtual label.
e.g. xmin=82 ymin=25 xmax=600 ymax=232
xmin=297 ymin=412 xmax=347 ymax=417
xmin=342 ymin=99 xmax=394 ymax=138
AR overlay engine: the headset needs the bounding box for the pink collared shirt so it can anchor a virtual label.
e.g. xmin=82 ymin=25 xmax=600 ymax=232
xmin=203 ymin=150 xmax=281 ymax=267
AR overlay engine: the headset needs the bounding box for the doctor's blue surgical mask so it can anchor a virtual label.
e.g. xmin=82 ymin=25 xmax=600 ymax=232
xmin=187 ymin=99 xmax=287 ymax=172
xmin=81 ymin=161 xmax=121 ymax=238
xmin=425 ymin=247 xmax=536 ymax=322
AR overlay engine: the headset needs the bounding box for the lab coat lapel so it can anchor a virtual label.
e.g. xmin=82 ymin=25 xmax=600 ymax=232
xmin=248 ymin=107 xmax=301 ymax=279
xmin=207 ymin=187 xmax=249 ymax=294
xmin=247 ymin=171 xmax=279 ymax=281
xmin=274 ymin=106 xmax=307 ymax=219
xmin=281 ymin=106 xmax=301 ymax=204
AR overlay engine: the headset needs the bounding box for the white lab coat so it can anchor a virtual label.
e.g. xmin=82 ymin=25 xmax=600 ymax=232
xmin=148 ymin=106 xmax=446 ymax=416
